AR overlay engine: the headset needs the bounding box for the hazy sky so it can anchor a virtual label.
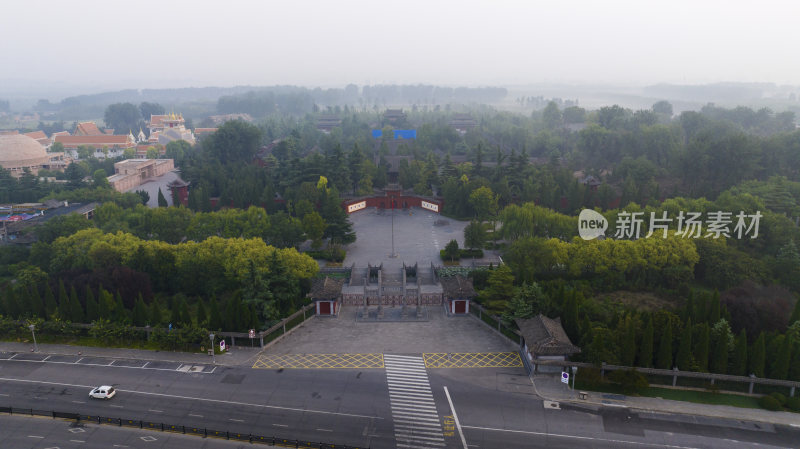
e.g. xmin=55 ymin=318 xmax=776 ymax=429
xmin=2 ymin=0 xmax=799 ymax=91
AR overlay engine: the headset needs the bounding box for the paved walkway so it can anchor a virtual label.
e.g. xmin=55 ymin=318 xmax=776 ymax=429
xmin=0 ymin=341 xmax=261 ymax=367
xmin=531 ymin=373 xmax=800 ymax=427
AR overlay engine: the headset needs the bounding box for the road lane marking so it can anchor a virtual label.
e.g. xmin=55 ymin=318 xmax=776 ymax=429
xmin=149 ymin=409 xmax=163 ymax=413
xmin=188 ymin=413 xmax=203 ymax=418
xmin=460 ymin=425 xmax=701 ymax=448
xmin=70 ymin=440 xmax=86 ymax=443
xmin=444 ymin=387 xmax=468 ymax=449
xmin=71 ymin=400 xmax=85 ymax=404
xmin=109 ymin=404 xmax=123 ymax=408
xmin=385 ymin=355 xmax=444 ymax=449
xmin=229 ymin=418 xmax=245 ymax=422
xmin=27 ymin=435 xmax=44 ymax=438
xmin=273 ymin=424 xmax=288 ymax=427
xmin=316 ymin=428 xmax=333 ymax=432
xmin=0 ymin=376 xmax=382 ymax=420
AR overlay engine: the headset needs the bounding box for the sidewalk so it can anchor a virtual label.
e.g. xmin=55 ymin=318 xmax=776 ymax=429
xmin=0 ymin=341 xmax=262 ymax=367
xmin=531 ymin=373 xmax=800 ymax=427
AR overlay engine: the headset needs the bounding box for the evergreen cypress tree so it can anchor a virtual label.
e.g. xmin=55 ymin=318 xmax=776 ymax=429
xmin=69 ymin=286 xmax=84 ymax=323
xmin=180 ymin=298 xmax=192 ymax=326
xmin=5 ymin=289 xmax=20 ymax=318
xmin=683 ymin=291 xmax=694 ymax=323
xmin=771 ymin=335 xmax=793 ymax=380
xmin=790 ymin=299 xmax=800 ymax=325
xmin=44 ymin=285 xmax=58 ymax=319
xmin=29 ymin=286 xmax=44 ymax=319
xmin=619 ymin=316 xmax=637 ymax=366
xmin=150 ymin=300 xmax=163 ymax=326
xmin=562 ymin=291 xmax=580 ymax=343
xmin=113 ymin=291 xmax=127 ymax=323
xmin=0 ymin=289 xmax=7 ymax=316
xmin=196 ymin=299 xmax=208 ymax=327
xmin=85 ymin=287 xmax=99 ymax=322
xmin=675 ymin=318 xmax=693 ymax=370
xmin=709 ymin=290 xmax=721 ymax=325
xmin=170 ymin=297 xmax=182 ymax=327
xmin=731 ymin=329 xmax=748 ymax=376
xmin=749 ymin=332 xmax=766 ymax=377
xmin=132 ymin=294 xmax=148 ymax=327
xmin=208 ymin=296 xmax=222 ymax=331
xmin=638 ymin=319 xmax=654 ymax=368
xmin=98 ymin=288 xmax=113 ymax=319
xmin=656 ymin=323 xmax=673 ymax=369
xmin=57 ymin=280 xmax=68 ymax=312
xmin=157 ymin=187 xmax=168 ymax=207
xmin=693 ymin=293 xmax=707 ymax=324
xmin=694 ymin=323 xmax=710 ymax=371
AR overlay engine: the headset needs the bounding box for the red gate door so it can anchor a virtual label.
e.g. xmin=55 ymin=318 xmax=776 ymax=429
xmin=454 ymin=300 xmax=466 ymax=314
xmin=319 ymin=301 xmax=331 ymax=315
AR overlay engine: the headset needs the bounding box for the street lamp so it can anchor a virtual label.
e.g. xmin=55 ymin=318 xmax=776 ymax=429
xmin=209 ymin=333 xmax=215 ymax=365
xmin=28 ymin=324 xmax=38 ymax=352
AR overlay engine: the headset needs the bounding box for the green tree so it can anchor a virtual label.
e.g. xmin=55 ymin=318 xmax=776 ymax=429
xmin=750 ymin=332 xmax=766 ymax=377
xmin=92 ymin=169 xmax=109 ymax=189
xmin=196 ymin=299 xmax=208 ymax=327
xmin=656 ymin=323 xmax=673 ymax=369
xmin=483 ymin=265 xmax=515 ymax=313
xmin=542 ymin=101 xmax=563 ymax=129
xmin=302 ymin=211 xmax=327 ymax=249
xmin=146 ymin=147 xmax=159 ymax=159
xmin=207 ymin=296 xmax=222 ymax=330
xmin=150 ymin=300 xmax=163 ymax=326
xmin=694 ymin=323 xmax=710 ymax=371
xmin=710 ymin=319 xmax=733 ymax=374
xmin=69 ymin=285 xmax=84 ymax=323
xmin=85 ymin=287 xmax=98 ymax=322
xmin=638 ymin=319 xmax=654 ymax=368
xmin=44 ymin=285 xmax=58 ymax=319
xmin=28 ymin=286 xmax=44 ymax=319
xmin=675 ymin=318 xmax=693 ymax=370
xmin=619 ymin=316 xmax=637 ymax=367
xmin=562 ymin=290 xmax=580 ymax=344
xmin=464 ymin=221 xmax=485 ymax=250
xmin=790 ymin=298 xmax=800 ymax=325
xmin=132 ymin=294 xmax=148 ymax=326
xmin=731 ymin=329 xmax=748 ymax=376
xmin=157 ymin=188 xmax=168 ymax=207
xmin=771 ymin=334 xmax=793 ymax=380
xmin=443 ymin=239 xmax=460 ymax=262
xmin=104 ymin=103 xmax=142 ymax=134
xmin=469 ymin=186 xmax=499 ymax=221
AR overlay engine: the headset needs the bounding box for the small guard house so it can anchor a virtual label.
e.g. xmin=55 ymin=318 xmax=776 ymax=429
xmin=516 ymin=314 xmax=581 ymax=373
xmin=440 ymin=275 xmax=475 ymax=315
xmin=308 ymin=277 xmax=344 ymax=316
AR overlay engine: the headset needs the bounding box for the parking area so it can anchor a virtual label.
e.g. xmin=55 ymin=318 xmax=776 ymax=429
xmin=0 ymin=352 xmax=215 ymax=373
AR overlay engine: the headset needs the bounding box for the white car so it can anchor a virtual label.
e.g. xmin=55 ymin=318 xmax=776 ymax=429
xmin=89 ymin=386 xmax=116 ymax=399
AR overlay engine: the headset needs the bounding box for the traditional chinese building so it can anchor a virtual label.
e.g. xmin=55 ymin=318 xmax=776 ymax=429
xmin=107 ymin=158 xmax=175 ymax=192
xmin=308 ymin=277 xmax=345 ymax=316
xmin=516 ymin=315 xmax=581 ymax=372
xmin=167 ymin=177 xmax=190 ymax=207
xmin=147 ymin=113 xmax=195 ymax=145
xmin=74 ymin=122 xmax=105 ymax=136
xmin=440 ymin=275 xmax=476 ymax=315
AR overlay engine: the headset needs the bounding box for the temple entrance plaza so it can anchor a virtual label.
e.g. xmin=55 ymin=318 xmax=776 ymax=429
xmin=262 ymin=305 xmax=518 ymax=355
xmin=344 ymin=207 xmax=478 ymax=269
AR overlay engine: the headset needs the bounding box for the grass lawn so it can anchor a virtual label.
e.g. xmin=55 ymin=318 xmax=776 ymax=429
xmin=643 ymin=387 xmax=761 ymax=409
xmin=575 ymin=380 xmax=761 ymax=409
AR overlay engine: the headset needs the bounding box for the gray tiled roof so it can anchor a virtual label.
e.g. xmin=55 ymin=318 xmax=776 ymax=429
xmin=516 ymin=314 xmax=581 ymax=356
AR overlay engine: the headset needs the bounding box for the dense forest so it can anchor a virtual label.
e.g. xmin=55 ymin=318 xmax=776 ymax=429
xmin=2 ymin=99 xmax=800 ymax=379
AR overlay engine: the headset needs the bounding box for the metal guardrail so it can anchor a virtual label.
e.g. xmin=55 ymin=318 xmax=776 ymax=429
xmin=0 ymin=406 xmax=369 ymax=449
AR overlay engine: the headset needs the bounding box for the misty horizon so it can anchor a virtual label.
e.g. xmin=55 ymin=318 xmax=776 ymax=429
xmin=3 ymin=0 xmax=800 ymax=94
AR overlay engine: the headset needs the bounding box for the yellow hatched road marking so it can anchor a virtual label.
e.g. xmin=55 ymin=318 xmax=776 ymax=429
xmin=252 ymin=353 xmax=384 ymax=369
xmin=422 ymin=352 xmax=523 ymax=368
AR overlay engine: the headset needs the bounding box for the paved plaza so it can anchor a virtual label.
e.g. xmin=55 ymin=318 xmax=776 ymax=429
xmin=344 ymin=207 xmax=467 ymax=269
xmin=262 ymin=305 xmax=519 ymax=355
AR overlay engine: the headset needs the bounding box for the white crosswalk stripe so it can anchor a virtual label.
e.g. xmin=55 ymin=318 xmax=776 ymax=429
xmin=384 ymin=355 xmax=445 ymax=449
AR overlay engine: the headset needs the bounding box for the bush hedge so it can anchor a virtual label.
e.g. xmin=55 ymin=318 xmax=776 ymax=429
xmin=758 ymin=395 xmax=783 ymax=411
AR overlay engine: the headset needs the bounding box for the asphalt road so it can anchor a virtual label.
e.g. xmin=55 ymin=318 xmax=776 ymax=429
xmin=0 ymin=357 xmax=798 ymax=449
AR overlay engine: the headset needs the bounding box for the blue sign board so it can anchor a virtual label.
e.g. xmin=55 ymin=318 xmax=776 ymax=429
xmin=371 ymin=129 xmax=382 ymax=138
xmin=393 ymin=129 xmax=417 ymax=140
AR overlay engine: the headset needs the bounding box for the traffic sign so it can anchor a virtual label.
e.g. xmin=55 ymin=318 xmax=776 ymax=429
xmin=561 ymin=372 xmax=569 ymax=384
xmin=249 ymin=329 xmax=255 ymax=339
xmin=219 ymin=340 xmax=226 ymax=352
